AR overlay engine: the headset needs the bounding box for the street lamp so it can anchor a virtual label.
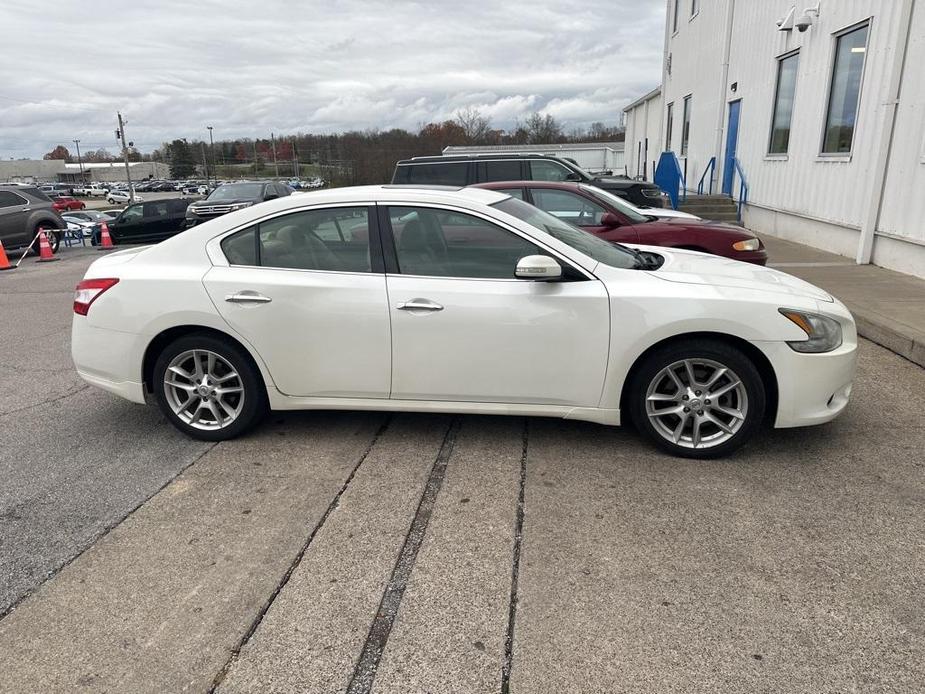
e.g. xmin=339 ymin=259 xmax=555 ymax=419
xmin=207 ymin=126 xmax=215 ymax=187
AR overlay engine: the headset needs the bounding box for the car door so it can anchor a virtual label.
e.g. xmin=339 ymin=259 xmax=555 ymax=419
xmin=527 ymin=187 xmax=639 ymax=244
xmin=0 ymin=190 xmax=32 ymax=247
xmin=383 ymin=204 xmax=610 ymax=406
xmin=109 ymin=203 xmax=144 ymax=241
xmin=202 ymin=204 xmax=391 ymax=399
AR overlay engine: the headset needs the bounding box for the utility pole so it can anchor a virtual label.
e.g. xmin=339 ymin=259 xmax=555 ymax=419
xmin=207 ymin=125 xmax=215 ymax=186
xmin=292 ymin=139 xmax=299 ymax=177
xmin=116 ymin=112 xmax=135 ymax=202
xmin=200 ymin=142 xmax=209 ymax=182
xmin=271 ymin=132 xmax=279 ymax=177
xmin=72 ymin=139 xmax=84 ymax=181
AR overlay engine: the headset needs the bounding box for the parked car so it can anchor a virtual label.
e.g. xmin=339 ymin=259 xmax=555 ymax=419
xmin=72 ymin=185 xmax=856 ymax=458
xmin=0 ymin=185 xmax=64 ymax=252
xmin=107 ymin=190 xmax=143 ymax=204
xmin=51 ymin=195 xmax=87 ymax=212
xmin=472 ymin=181 xmax=767 ymax=265
xmin=104 ymin=198 xmax=191 ymax=245
xmin=62 ymin=210 xmax=116 ymax=239
xmin=184 ymin=181 xmax=291 ymax=227
xmin=392 ymin=154 xmax=668 ymax=208
xmin=39 ymin=183 xmax=75 ymax=196
xmin=74 ymin=183 xmax=109 ymax=197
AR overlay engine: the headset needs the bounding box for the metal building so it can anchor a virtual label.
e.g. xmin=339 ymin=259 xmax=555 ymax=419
xmin=624 ymin=0 xmax=924 ymax=279
xmin=442 ymin=142 xmax=625 ymax=176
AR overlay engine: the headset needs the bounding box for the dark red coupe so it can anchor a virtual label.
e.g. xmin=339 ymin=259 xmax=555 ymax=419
xmin=473 ymin=181 xmax=767 ymax=265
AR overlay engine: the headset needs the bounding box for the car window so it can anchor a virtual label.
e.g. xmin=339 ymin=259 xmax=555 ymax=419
xmin=493 ymin=197 xmax=638 ymax=270
xmin=389 ymin=206 xmax=542 ymax=279
xmin=401 ymin=162 xmax=468 ymax=186
xmin=258 ymin=207 xmax=372 ymax=273
xmin=579 ymin=185 xmax=650 ymax=224
xmin=221 ymin=226 xmax=258 ymax=266
xmin=495 ymin=188 xmax=525 ymax=200
xmin=478 ymin=160 xmax=522 ymax=182
xmin=529 ymin=188 xmax=608 ymax=227
xmin=144 ymin=202 xmax=169 ymax=218
xmin=121 ymin=204 xmax=143 ymax=222
xmin=168 ymin=199 xmax=191 ymax=213
xmin=528 ymin=160 xmax=572 ymax=182
xmin=0 ymin=191 xmax=26 ymax=208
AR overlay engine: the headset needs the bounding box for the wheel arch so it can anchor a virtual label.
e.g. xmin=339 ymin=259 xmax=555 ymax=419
xmin=142 ymin=324 xmax=270 ymax=396
xmin=618 ymin=331 xmax=779 ymax=424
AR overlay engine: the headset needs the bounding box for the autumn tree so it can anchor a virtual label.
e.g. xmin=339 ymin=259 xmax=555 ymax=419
xmin=43 ymin=145 xmax=71 ymax=161
xmin=454 ymin=107 xmax=494 ymax=144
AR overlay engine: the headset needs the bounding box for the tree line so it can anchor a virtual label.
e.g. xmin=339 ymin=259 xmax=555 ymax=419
xmin=46 ymin=109 xmax=624 ymax=184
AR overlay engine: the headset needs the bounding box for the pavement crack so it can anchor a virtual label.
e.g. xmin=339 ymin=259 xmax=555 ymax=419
xmin=501 ymin=418 xmax=529 ymax=694
xmin=345 ymin=417 xmax=461 ymax=694
xmin=208 ymin=416 xmax=392 ymax=693
xmin=0 ymin=384 xmax=90 ymax=419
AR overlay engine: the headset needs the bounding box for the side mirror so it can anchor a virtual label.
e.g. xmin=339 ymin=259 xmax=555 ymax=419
xmin=264 ymin=193 xmax=278 ymax=201
xmin=515 ymin=255 xmax=562 ymax=280
xmin=600 ymin=212 xmax=621 ymax=228
xmin=564 ymin=172 xmax=581 ymax=182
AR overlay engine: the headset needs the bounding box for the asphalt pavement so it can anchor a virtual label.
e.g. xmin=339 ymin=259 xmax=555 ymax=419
xmin=0 ymin=248 xmax=923 ymax=693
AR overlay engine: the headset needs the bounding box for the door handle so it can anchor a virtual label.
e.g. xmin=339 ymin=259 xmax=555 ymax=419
xmin=396 ymin=299 xmax=444 ymax=312
xmin=225 ymin=291 xmax=272 ymax=304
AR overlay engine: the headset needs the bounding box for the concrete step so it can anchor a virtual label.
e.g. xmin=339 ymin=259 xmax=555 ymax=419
xmin=680 ymin=205 xmax=738 ymax=214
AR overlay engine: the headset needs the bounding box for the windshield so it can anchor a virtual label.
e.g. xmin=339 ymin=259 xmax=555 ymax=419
xmin=493 ymin=197 xmax=638 ymax=270
xmin=208 ymin=183 xmax=263 ymax=200
xmin=579 ymin=184 xmax=651 ymax=224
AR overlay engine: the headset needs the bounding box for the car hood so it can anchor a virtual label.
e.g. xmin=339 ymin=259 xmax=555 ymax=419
xmin=638 ymin=245 xmax=833 ymax=302
xmin=639 ymin=217 xmax=755 ymax=239
xmin=189 ymin=198 xmax=254 ymax=208
xmin=591 ymin=176 xmax=635 ymax=189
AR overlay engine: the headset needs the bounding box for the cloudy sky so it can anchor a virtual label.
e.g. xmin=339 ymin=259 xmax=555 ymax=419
xmin=0 ymin=1 xmax=665 ymax=159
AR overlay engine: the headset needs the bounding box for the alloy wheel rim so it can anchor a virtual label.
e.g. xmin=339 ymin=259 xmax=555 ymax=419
xmin=645 ymin=358 xmax=748 ymax=449
xmin=163 ymin=349 xmax=244 ymax=430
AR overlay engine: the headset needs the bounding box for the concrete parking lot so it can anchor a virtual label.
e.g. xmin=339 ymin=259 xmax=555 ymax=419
xmin=0 ymin=247 xmax=923 ymax=693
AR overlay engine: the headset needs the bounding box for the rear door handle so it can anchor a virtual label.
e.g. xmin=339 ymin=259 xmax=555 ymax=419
xmin=396 ymin=299 xmax=444 ymax=312
xmin=225 ymin=291 xmax=272 ymax=304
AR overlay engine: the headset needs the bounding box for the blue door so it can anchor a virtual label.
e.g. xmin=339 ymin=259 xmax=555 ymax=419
xmin=722 ymin=100 xmax=741 ymax=196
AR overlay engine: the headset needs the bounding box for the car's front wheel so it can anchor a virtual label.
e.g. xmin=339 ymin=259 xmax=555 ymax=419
xmin=628 ymin=339 xmax=766 ymax=459
xmin=153 ymin=333 xmax=267 ymax=441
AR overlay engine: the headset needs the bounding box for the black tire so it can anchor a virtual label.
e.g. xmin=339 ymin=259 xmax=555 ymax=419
xmin=153 ymin=333 xmax=267 ymax=441
xmin=627 ymin=338 xmax=766 ymax=459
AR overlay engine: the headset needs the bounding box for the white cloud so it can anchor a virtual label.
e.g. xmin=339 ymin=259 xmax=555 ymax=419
xmin=0 ymin=0 xmax=665 ymax=158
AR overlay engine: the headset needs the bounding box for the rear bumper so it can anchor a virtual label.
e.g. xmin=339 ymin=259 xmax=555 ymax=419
xmin=71 ymin=318 xmax=146 ymax=404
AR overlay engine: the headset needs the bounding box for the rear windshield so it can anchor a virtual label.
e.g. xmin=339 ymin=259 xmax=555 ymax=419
xmin=492 ymin=197 xmax=637 ymax=270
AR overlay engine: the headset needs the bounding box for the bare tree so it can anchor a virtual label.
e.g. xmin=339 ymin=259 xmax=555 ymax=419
xmin=454 ymin=106 xmax=494 ymax=144
xmin=523 ymin=112 xmax=563 ymax=144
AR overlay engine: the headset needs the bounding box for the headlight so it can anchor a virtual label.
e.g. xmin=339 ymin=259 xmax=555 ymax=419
xmin=733 ymin=237 xmax=760 ymax=251
xmin=779 ymin=309 xmax=843 ymax=353
xmin=228 ymin=202 xmax=253 ymax=211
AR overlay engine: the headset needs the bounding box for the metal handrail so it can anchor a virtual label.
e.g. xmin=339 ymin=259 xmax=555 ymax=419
xmin=733 ymin=157 xmax=748 ymax=222
xmin=697 ymin=156 xmax=716 ymax=196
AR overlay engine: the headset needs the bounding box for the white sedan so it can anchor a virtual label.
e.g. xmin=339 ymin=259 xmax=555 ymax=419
xmin=71 ymin=186 xmax=857 ymax=458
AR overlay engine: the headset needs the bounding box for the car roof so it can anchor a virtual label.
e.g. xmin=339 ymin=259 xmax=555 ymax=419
xmin=396 ymin=153 xmax=574 ymax=164
xmin=472 ymin=180 xmax=584 ymax=191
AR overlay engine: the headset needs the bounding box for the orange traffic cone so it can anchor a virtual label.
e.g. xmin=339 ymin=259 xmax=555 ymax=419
xmin=0 ymin=240 xmax=12 ymax=271
xmin=98 ymin=222 xmax=114 ymax=250
xmin=36 ymin=230 xmax=59 ymax=263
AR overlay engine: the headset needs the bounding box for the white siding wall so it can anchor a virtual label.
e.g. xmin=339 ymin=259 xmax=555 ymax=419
xmin=651 ymin=0 xmax=925 ymax=277
xmin=623 ymin=91 xmax=663 ymax=179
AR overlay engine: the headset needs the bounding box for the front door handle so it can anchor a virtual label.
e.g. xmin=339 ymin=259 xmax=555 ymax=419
xmin=225 ymin=291 xmax=272 ymax=304
xmin=396 ymin=299 xmax=444 ymax=312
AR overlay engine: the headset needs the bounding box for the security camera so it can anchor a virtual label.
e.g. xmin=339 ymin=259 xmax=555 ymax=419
xmin=795 ymin=13 xmax=813 ymax=31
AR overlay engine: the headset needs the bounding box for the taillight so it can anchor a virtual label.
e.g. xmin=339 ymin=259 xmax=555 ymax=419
xmin=74 ymin=278 xmax=119 ymax=316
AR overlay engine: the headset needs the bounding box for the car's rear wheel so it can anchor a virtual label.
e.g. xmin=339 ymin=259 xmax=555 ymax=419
xmin=628 ymin=339 xmax=765 ymax=459
xmin=153 ymin=334 xmax=267 ymax=441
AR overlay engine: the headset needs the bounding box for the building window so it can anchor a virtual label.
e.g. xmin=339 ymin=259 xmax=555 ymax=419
xmin=822 ymin=23 xmax=870 ymax=154
xmin=768 ymin=51 xmax=799 ymax=154
xmin=665 ymin=102 xmax=674 ymax=151
xmin=681 ymin=95 xmax=692 ymax=156
xmin=691 ymin=0 xmax=699 ymax=17
xmin=672 ymin=0 xmax=680 ymax=32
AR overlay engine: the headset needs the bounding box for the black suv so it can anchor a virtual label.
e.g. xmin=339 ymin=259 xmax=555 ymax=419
xmin=185 ymin=181 xmax=292 ymax=227
xmin=0 ymin=185 xmax=65 ymax=253
xmin=391 ymin=154 xmax=666 ymax=208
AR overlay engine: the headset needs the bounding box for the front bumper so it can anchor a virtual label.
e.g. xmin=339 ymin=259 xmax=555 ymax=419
xmin=757 ymin=336 xmax=858 ymax=428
